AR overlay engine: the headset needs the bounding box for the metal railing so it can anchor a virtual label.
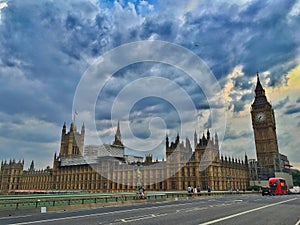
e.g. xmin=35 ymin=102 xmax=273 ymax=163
xmin=0 ymin=191 xmax=258 ymax=210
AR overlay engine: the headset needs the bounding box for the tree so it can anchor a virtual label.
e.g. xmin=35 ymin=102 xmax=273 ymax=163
xmin=292 ymin=170 xmax=300 ymax=186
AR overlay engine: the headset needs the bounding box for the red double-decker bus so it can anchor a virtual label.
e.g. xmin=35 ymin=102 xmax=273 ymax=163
xmin=269 ymin=178 xmax=288 ymax=195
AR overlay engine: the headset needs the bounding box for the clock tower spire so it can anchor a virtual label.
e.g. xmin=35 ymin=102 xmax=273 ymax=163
xmin=251 ymin=72 xmax=279 ymax=179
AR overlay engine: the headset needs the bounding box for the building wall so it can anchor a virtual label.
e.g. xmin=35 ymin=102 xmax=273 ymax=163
xmin=275 ymin=172 xmax=293 ymax=188
xmin=0 ymin=160 xmax=24 ymax=193
xmin=0 ymin=127 xmax=249 ymax=194
xmin=21 ymin=170 xmax=53 ymax=190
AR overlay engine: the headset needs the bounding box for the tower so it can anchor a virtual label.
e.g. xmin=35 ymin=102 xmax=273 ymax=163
xmin=0 ymin=160 xmax=24 ymax=193
xmin=112 ymin=121 xmax=124 ymax=147
xmin=29 ymin=160 xmax=35 ymax=171
xmin=251 ymin=73 xmax=279 ymax=179
xmin=59 ymin=122 xmax=85 ymax=157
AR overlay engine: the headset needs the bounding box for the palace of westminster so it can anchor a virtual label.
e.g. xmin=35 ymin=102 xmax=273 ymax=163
xmin=0 ymin=74 xmax=293 ymax=193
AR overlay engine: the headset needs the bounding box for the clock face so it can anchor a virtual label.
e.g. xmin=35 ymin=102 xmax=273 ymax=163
xmin=256 ymin=112 xmax=266 ymax=122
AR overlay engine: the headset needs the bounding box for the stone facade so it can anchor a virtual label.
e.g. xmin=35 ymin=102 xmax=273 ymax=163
xmin=0 ymin=121 xmax=249 ymax=193
xmin=250 ymin=73 xmax=291 ymax=180
xmin=0 ymin=160 xmax=24 ymax=193
xmin=6 ymin=75 xmax=293 ymax=193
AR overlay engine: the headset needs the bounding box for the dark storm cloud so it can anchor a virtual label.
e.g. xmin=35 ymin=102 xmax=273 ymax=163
xmin=1 ymin=0 xmax=300 ymax=165
xmin=241 ymin=93 xmax=253 ymax=102
xmin=284 ymin=98 xmax=300 ymax=115
xmin=128 ymin=98 xmax=181 ymax=126
xmin=285 ymin=106 xmax=300 ymax=115
xmin=274 ymin=96 xmax=290 ymax=110
xmin=1 ymin=0 xmax=299 ymax=126
xmin=178 ymin=1 xmax=299 ymax=81
xmin=224 ymin=127 xmax=252 ymax=141
xmin=0 ymin=0 xmax=107 ymax=124
xmin=140 ymin=18 xmax=177 ymax=40
xmin=0 ymin=112 xmax=61 ymax=147
xmin=94 ymin=61 xmax=211 ymax=124
xmin=233 ymin=76 xmax=253 ymax=91
xmin=232 ymin=93 xmax=254 ymax=113
xmin=238 ymin=1 xmax=298 ymax=77
xmin=228 ymin=91 xmax=253 ymax=113
xmin=233 ymin=101 xmax=246 ymax=113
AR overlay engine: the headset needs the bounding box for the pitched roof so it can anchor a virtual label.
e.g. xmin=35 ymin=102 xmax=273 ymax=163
xmin=255 ymin=72 xmax=264 ymax=93
xmin=84 ymin=144 xmax=124 ymax=157
xmin=59 ymin=144 xmax=125 ymax=166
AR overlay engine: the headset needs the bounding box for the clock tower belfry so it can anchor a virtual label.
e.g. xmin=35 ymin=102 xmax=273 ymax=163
xmin=251 ymin=73 xmax=279 ymax=179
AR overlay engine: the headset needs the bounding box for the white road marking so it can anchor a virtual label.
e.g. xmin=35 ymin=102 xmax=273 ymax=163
xmin=120 ymin=213 xmax=167 ymax=223
xmin=7 ymin=202 xmax=192 ymax=225
xmin=199 ymin=198 xmax=298 ymax=225
xmin=295 ymin=219 xmax=300 ymax=225
xmin=176 ymin=207 xmax=207 ymax=213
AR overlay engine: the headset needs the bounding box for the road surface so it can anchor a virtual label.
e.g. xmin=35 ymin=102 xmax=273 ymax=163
xmin=1 ymin=194 xmax=299 ymax=225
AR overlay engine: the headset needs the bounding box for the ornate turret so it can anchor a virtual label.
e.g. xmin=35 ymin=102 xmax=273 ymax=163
xmin=166 ymin=133 xmax=169 ymax=149
xmin=194 ymin=130 xmax=197 ymax=149
xmin=175 ymin=133 xmax=180 ymax=145
xmin=145 ymin=154 xmax=153 ymax=164
xmin=252 ymin=72 xmax=269 ymax=106
xmin=251 ymin=72 xmax=281 ymax=179
xmin=112 ymin=121 xmax=124 ymax=147
xmin=70 ymin=122 xmax=74 ymax=131
xmin=62 ymin=122 xmax=66 ymax=134
xmin=29 ymin=160 xmax=34 ymax=171
xmin=207 ymin=129 xmax=210 ymax=140
xmin=81 ymin=123 xmax=85 ymax=134
xmin=255 ymin=72 xmax=265 ymax=97
xmin=202 ymin=132 xmax=207 ymax=146
xmin=214 ymin=131 xmax=219 ymax=147
xmin=245 ymin=153 xmax=248 ymax=165
xmin=59 ymin=121 xmax=84 ymax=157
xmin=186 ymin=137 xmax=192 ymax=153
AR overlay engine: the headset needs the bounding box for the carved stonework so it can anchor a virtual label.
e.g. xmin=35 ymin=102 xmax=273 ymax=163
xmin=251 ymin=73 xmax=279 ymax=179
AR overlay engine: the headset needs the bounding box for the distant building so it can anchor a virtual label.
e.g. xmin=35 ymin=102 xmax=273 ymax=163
xmin=0 ymin=120 xmax=249 ymax=193
xmin=250 ymin=73 xmax=293 ymax=186
xmin=0 ymin=73 xmax=293 ymax=193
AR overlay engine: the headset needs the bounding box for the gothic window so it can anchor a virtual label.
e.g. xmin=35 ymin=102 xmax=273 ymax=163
xmin=171 ymin=181 xmax=176 ymax=190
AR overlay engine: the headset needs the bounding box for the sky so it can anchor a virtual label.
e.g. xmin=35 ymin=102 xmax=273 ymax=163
xmin=0 ymin=0 xmax=299 ymax=170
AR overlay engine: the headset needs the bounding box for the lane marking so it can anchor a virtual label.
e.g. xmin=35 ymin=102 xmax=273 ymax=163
xmin=295 ymin=219 xmax=300 ymax=225
xmin=120 ymin=213 xmax=167 ymax=223
xmin=6 ymin=201 xmax=202 ymax=225
xmin=176 ymin=207 xmax=208 ymax=213
xmin=199 ymin=198 xmax=298 ymax=225
xmin=6 ymin=198 xmax=239 ymax=225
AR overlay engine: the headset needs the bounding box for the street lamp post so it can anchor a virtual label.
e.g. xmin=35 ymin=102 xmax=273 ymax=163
xmin=136 ymin=162 xmax=142 ymax=194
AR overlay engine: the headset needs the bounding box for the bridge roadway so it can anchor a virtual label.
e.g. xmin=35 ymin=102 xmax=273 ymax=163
xmin=1 ymin=194 xmax=299 ymax=225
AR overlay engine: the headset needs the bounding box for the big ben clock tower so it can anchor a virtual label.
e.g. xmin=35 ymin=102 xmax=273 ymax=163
xmin=251 ymin=73 xmax=279 ymax=179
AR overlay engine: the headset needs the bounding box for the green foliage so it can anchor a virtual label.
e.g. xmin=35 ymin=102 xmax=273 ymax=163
xmin=292 ymin=171 xmax=300 ymax=186
xmin=247 ymin=185 xmax=260 ymax=191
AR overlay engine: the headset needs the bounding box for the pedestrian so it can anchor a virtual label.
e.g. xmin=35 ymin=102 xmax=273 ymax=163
xmin=187 ymin=185 xmax=191 ymax=196
xmin=197 ymin=186 xmax=201 ymax=196
xmin=207 ymin=186 xmax=211 ymax=195
xmin=142 ymin=186 xmax=146 ymax=199
xmin=193 ymin=187 xmax=197 ymax=196
xmin=139 ymin=186 xmax=146 ymax=199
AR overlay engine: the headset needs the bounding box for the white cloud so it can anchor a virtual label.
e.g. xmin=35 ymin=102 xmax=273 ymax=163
xmin=0 ymin=0 xmax=300 ymax=168
xmin=0 ymin=1 xmax=7 ymax=9
xmin=0 ymin=1 xmax=7 ymax=24
xmin=289 ymin=0 xmax=300 ymax=16
xmin=0 ymin=112 xmax=61 ymax=169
